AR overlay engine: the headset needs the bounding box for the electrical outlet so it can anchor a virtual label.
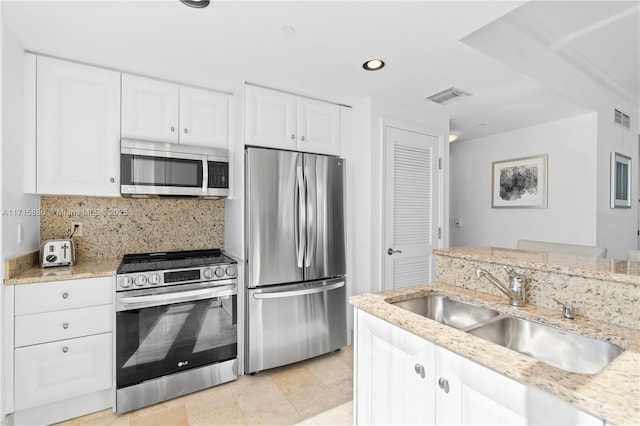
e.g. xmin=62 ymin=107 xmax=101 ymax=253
xmin=71 ymin=222 xmax=83 ymax=237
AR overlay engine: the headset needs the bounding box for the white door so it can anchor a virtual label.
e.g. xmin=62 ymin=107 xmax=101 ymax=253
xmin=244 ymin=85 xmax=297 ymax=150
xmin=36 ymin=56 xmax=120 ymax=196
xmin=297 ymin=97 xmax=340 ymax=155
xmin=180 ymin=86 xmax=228 ymax=149
xmin=384 ymin=125 xmax=441 ymax=289
xmin=121 ymin=74 xmax=179 ymax=143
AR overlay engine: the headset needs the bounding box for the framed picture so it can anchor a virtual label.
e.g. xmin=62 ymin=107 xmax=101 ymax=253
xmin=492 ymin=154 xmax=548 ymax=208
xmin=610 ymin=152 xmax=632 ymax=208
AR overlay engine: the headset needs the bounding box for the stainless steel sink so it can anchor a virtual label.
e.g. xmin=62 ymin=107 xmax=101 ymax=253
xmin=392 ymin=295 xmax=500 ymax=329
xmin=467 ymin=316 xmax=624 ymax=374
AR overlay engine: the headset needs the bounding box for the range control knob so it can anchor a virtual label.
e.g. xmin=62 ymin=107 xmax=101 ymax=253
xmin=120 ymin=276 xmax=133 ymax=288
xmin=215 ymin=267 xmax=225 ymax=278
xmin=134 ymin=275 xmax=147 ymax=287
xmin=225 ymin=265 xmax=237 ymax=277
xmin=148 ymin=274 xmax=161 ymax=285
xmin=203 ymin=268 xmax=215 ymax=279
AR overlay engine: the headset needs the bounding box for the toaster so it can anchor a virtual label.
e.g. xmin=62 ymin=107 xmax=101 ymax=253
xmin=40 ymin=239 xmax=76 ymax=268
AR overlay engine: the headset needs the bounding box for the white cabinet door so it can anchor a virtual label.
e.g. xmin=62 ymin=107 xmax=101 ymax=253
xmin=14 ymin=333 xmax=112 ymax=411
xmin=36 ymin=56 xmax=120 ymax=196
xmin=179 ymin=86 xmax=228 ymax=149
xmin=245 ymin=85 xmax=297 ymax=150
xmin=297 ymin=97 xmax=340 ymax=156
xmin=435 ymin=346 xmax=603 ymax=426
xmin=356 ymin=310 xmax=436 ymax=426
xmin=121 ymin=74 xmax=179 ymax=143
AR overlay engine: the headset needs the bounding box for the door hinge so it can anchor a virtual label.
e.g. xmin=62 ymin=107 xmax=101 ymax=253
xmin=438 ymin=157 xmax=443 ymax=170
xmin=438 ymin=227 xmax=442 ymax=240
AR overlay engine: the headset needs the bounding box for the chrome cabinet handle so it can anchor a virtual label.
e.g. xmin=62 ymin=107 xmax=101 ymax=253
xmin=290 ymin=134 xmax=296 ymax=140
xmin=62 ymin=322 xmax=69 ymax=329
xmin=387 ymin=248 xmax=402 ymax=256
xmin=300 ymin=136 xmax=306 ymax=141
xmin=109 ymin=177 xmax=115 ymax=183
xmin=62 ymin=292 xmax=69 ymax=299
xmin=438 ymin=378 xmax=450 ymax=393
xmin=414 ymin=363 xmax=425 ymax=379
xmin=170 ymin=126 xmax=175 ymax=132
xmin=184 ymin=128 xmax=188 ymax=134
xmin=62 ymin=346 xmax=69 ymax=353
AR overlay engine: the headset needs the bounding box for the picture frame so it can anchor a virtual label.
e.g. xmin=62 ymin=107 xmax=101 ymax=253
xmin=492 ymin=154 xmax=548 ymax=208
xmin=610 ymin=152 xmax=632 ymax=208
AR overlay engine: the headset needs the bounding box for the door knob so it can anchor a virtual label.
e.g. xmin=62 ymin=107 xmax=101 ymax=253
xmin=387 ymin=248 xmax=402 ymax=256
xmin=438 ymin=377 xmax=450 ymax=393
xmin=414 ymin=363 xmax=425 ymax=379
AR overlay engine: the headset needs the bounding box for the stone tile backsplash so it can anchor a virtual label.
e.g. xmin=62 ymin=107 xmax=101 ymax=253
xmin=40 ymin=196 xmax=225 ymax=259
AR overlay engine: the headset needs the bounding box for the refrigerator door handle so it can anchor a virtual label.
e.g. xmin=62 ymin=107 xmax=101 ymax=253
xmin=252 ymin=280 xmax=345 ymax=299
xmin=296 ymin=163 xmax=306 ymax=268
xmin=304 ymin=166 xmax=314 ymax=268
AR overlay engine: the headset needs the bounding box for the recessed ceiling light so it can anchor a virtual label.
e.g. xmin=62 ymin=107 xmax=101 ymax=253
xmin=180 ymin=0 xmax=210 ymax=8
xmin=363 ymin=59 xmax=385 ymax=71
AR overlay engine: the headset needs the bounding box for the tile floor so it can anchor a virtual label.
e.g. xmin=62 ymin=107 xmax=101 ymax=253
xmin=56 ymin=346 xmax=354 ymax=426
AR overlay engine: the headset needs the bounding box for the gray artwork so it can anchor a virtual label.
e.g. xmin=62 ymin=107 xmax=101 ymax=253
xmin=499 ymin=166 xmax=538 ymax=201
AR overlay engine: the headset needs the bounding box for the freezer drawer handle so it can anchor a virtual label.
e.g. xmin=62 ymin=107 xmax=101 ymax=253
xmin=252 ymin=281 xmax=344 ymax=300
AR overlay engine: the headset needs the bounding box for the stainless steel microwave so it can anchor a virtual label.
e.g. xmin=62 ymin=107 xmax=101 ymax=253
xmin=120 ymin=139 xmax=229 ymax=198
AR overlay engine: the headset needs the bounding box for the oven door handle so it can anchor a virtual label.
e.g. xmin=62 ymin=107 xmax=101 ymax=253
xmin=117 ymin=285 xmax=236 ymax=311
xmin=252 ymin=281 xmax=344 ymax=300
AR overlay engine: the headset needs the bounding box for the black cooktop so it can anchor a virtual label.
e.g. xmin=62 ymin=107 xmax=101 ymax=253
xmin=117 ymin=249 xmax=234 ymax=274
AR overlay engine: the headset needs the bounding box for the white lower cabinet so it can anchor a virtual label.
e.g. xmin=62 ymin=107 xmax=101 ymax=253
xmin=9 ymin=277 xmax=114 ymax=425
xmin=355 ymin=309 xmax=603 ymax=426
xmin=14 ymin=333 xmax=112 ymax=411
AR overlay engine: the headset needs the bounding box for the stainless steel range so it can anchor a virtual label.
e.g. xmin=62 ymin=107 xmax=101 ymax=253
xmin=115 ymin=249 xmax=237 ymax=414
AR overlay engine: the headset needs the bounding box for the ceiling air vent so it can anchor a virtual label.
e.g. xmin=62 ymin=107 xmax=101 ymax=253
xmin=614 ymin=108 xmax=630 ymax=130
xmin=426 ymin=87 xmax=472 ymax=105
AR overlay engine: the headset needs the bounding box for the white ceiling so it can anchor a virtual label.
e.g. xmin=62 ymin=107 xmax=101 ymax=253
xmin=2 ymin=0 xmax=638 ymax=142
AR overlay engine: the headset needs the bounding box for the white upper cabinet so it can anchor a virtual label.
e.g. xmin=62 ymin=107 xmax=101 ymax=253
xmin=244 ymin=85 xmax=340 ymax=155
xmin=122 ymin=75 xmax=228 ymax=149
xmin=31 ymin=55 xmax=120 ymax=196
xmin=121 ymin=74 xmax=179 ymax=143
xmin=296 ymin=97 xmax=340 ymax=156
xmin=179 ymin=86 xmax=228 ymax=148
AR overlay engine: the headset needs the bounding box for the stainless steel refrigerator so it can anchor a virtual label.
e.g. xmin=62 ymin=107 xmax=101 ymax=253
xmin=245 ymin=146 xmax=347 ymax=374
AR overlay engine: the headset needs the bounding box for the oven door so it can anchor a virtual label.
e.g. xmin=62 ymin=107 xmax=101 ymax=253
xmin=116 ymin=282 xmax=237 ymax=389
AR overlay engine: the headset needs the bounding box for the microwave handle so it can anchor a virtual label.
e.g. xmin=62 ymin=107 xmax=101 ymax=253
xmin=202 ymin=158 xmax=208 ymax=193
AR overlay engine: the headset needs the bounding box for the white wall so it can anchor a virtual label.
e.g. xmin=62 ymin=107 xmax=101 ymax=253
xmin=595 ymin=103 xmax=639 ymax=260
xmin=450 ymin=113 xmax=598 ymax=250
xmin=2 ymin=26 xmax=39 ymax=259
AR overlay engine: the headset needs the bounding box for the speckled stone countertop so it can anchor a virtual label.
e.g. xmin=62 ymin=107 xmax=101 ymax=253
xmin=5 ymin=257 xmax=120 ymax=285
xmin=434 ymin=246 xmax=640 ymax=285
xmin=350 ymin=282 xmax=639 ymax=426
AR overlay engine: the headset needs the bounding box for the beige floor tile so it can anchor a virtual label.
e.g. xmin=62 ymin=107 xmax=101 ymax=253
xmin=51 ymin=345 xmax=354 ymax=426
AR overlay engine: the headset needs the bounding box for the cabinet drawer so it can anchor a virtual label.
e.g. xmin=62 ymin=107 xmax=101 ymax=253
xmin=15 ymin=304 xmax=112 ymax=347
xmin=14 ymin=333 xmax=112 ymax=411
xmin=15 ymin=277 xmax=113 ymax=315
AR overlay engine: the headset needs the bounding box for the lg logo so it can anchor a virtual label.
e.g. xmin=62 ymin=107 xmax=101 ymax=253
xmin=178 ymin=360 xmax=189 ymax=368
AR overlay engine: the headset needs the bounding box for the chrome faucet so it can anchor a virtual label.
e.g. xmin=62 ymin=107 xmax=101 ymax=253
xmin=475 ymin=267 xmax=526 ymax=307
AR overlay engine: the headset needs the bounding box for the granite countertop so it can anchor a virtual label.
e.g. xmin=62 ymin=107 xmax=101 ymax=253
xmin=350 ymin=282 xmax=639 ymax=426
xmin=5 ymin=257 xmax=120 ymax=285
xmin=434 ymin=246 xmax=640 ymax=285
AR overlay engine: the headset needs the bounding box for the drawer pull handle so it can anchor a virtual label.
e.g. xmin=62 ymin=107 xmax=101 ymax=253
xmin=62 ymin=292 xmax=69 ymax=299
xmin=62 ymin=322 xmax=69 ymax=330
xmin=62 ymin=346 xmax=69 ymax=353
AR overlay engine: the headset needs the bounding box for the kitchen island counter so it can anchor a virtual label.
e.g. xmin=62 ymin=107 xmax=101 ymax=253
xmin=350 ymin=282 xmax=639 ymax=425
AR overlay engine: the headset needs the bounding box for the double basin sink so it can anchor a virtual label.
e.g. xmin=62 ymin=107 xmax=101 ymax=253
xmin=392 ymin=294 xmax=623 ymax=374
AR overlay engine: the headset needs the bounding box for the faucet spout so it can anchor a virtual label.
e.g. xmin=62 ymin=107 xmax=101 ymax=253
xmin=475 ymin=268 xmax=526 ymax=307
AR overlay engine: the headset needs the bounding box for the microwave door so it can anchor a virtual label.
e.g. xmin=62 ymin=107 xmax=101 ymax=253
xmin=121 ymin=153 xmax=205 ymax=196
